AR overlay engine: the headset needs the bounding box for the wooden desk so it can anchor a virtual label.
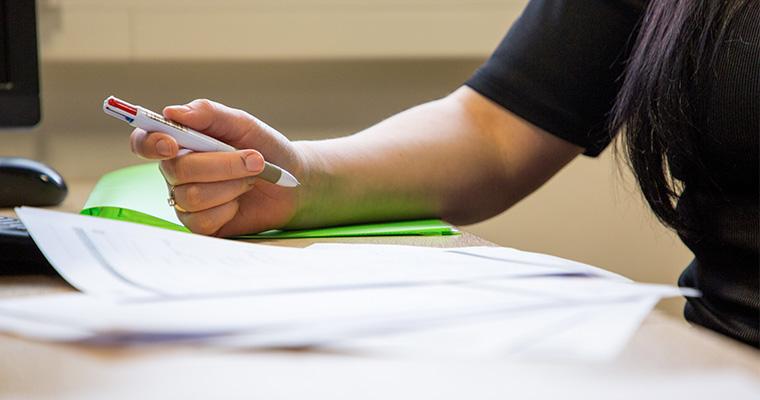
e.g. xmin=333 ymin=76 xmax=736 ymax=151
xmin=1 ymin=180 xmax=757 ymax=399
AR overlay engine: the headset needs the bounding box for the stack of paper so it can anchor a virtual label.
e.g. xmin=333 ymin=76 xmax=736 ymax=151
xmin=0 ymin=208 xmax=697 ymax=361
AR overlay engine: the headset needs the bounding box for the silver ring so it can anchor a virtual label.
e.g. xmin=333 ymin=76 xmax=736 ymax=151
xmin=167 ymin=185 xmax=187 ymax=212
xmin=167 ymin=185 xmax=177 ymax=207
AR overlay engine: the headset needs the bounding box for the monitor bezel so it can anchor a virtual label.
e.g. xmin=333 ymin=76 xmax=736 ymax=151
xmin=0 ymin=0 xmax=40 ymax=127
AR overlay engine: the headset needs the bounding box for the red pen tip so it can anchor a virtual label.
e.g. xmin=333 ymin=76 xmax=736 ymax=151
xmin=108 ymin=97 xmax=137 ymax=116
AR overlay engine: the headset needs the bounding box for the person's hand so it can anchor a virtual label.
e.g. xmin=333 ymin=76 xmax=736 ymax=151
xmin=130 ymin=99 xmax=306 ymax=237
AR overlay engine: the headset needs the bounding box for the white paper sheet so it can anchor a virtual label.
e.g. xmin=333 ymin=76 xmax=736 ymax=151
xmin=0 ymin=293 xmax=660 ymax=361
xmin=0 ymin=313 xmax=91 ymax=341
xmin=16 ymin=208 xmax=609 ymax=301
xmin=320 ymin=296 xmax=660 ymax=362
xmin=0 ymin=277 xmax=681 ymax=358
xmin=206 ymin=278 xmax=678 ymax=356
xmin=308 ymin=244 xmax=625 ymax=280
xmin=0 ymin=281 xmax=564 ymax=337
xmin=7 ymin=207 xmax=697 ymax=361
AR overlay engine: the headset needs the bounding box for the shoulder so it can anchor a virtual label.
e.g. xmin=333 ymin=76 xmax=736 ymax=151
xmin=465 ymin=0 xmax=649 ymax=157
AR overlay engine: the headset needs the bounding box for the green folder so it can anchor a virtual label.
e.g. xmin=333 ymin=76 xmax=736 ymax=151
xmin=80 ymin=163 xmax=459 ymax=239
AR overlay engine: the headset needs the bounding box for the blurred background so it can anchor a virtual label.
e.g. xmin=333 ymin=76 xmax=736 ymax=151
xmin=1 ymin=0 xmax=692 ymax=317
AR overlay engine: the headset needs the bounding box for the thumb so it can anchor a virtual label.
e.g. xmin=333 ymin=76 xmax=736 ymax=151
xmin=163 ymin=99 xmax=260 ymax=150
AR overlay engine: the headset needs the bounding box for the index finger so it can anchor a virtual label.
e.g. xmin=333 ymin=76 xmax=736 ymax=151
xmin=160 ymin=149 xmax=265 ymax=185
xmin=130 ymin=128 xmax=180 ymax=160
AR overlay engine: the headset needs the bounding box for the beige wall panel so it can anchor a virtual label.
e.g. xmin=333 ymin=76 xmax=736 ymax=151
xmin=131 ymin=9 xmax=518 ymax=60
xmin=37 ymin=0 xmax=525 ymax=60
xmin=41 ymin=0 xmax=519 ymax=7
xmin=0 ymin=133 xmax=40 ymax=159
xmin=37 ymin=6 xmax=130 ymax=60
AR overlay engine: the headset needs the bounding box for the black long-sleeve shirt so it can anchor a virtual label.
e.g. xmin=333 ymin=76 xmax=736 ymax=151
xmin=466 ymin=0 xmax=759 ymax=347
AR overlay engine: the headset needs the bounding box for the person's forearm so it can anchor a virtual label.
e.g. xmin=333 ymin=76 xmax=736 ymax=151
xmin=287 ymin=87 xmax=581 ymax=229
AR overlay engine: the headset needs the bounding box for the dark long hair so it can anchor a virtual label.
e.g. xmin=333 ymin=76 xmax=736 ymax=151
xmin=611 ymin=0 xmax=747 ymax=235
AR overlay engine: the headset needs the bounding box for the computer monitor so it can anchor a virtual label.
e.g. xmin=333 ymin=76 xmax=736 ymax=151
xmin=0 ymin=0 xmax=65 ymax=210
xmin=0 ymin=0 xmax=41 ymax=127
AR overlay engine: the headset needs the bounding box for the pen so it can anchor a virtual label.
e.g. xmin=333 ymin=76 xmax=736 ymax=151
xmin=102 ymin=96 xmax=300 ymax=188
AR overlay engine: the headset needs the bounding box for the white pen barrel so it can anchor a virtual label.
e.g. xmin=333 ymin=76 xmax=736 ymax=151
xmin=133 ymin=109 xmax=236 ymax=153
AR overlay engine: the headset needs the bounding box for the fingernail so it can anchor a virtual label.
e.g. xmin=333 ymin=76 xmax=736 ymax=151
xmin=171 ymin=105 xmax=191 ymax=113
xmin=245 ymin=153 xmax=264 ymax=172
xmin=157 ymin=140 xmax=172 ymax=157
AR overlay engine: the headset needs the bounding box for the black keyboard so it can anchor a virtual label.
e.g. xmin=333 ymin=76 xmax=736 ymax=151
xmin=0 ymin=216 xmax=55 ymax=275
xmin=0 ymin=215 xmax=28 ymax=237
